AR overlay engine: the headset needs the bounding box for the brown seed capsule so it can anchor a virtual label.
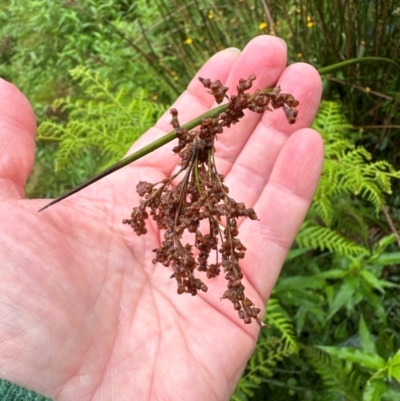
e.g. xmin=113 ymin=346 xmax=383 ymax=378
xmin=124 ymin=74 xmax=298 ymax=327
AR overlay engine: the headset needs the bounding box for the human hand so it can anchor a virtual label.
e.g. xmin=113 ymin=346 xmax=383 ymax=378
xmin=0 ymin=36 xmax=323 ymax=401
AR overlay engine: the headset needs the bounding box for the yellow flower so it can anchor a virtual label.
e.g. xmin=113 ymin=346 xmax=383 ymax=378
xmin=297 ymin=52 xmax=303 ymax=58
xmin=364 ymin=86 xmax=371 ymax=93
xmin=208 ymin=10 xmax=214 ymax=19
xmin=259 ymin=22 xmax=267 ymax=30
xmin=306 ymin=15 xmax=315 ymax=27
xmin=184 ymin=38 xmax=193 ymax=45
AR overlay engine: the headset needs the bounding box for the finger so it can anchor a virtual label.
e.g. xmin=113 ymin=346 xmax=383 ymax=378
xmin=261 ymin=62 xmax=323 ymax=134
xmin=239 ymin=128 xmax=324 ymax=301
xmin=0 ymin=79 xmax=36 ymax=201
xmin=221 ymin=62 xmax=322 ymax=207
xmin=212 ymin=35 xmax=288 ymax=168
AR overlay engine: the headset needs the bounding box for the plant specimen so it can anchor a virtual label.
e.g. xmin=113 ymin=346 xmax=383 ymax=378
xmin=122 ymin=74 xmax=299 ymax=326
xmin=40 ymin=62 xmax=398 ymax=327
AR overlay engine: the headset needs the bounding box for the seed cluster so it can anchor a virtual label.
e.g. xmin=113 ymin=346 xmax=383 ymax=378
xmin=123 ymin=75 xmax=299 ymax=326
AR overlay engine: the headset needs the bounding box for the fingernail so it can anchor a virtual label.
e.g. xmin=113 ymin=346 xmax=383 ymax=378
xmin=277 ymin=37 xmax=287 ymax=49
xmin=226 ymin=47 xmax=241 ymax=54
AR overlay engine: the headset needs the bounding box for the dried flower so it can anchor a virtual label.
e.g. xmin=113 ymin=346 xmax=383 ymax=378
xmin=123 ymin=75 xmax=299 ymax=326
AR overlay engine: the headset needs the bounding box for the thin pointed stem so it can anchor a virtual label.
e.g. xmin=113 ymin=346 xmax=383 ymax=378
xmin=38 ymin=104 xmax=227 ymax=211
xmin=317 ymin=57 xmax=399 ymax=75
xmin=38 ymin=56 xmax=399 ymax=212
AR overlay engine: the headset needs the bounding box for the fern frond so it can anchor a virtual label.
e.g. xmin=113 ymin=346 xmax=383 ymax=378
xmin=311 ymin=194 xmax=334 ymax=226
xmin=312 ymin=101 xmax=353 ymax=140
xmin=296 ymin=222 xmax=369 ymax=256
xmin=266 ymin=298 xmax=298 ymax=353
xmin=38 ymin=66 xmax=165 ymax=172
xmin=305 ymin=346 xmax=368 ymax=401
xmin=324 ymin=138 xmax=354 ymax=159
xmin=231 ymin=301 xmax=299 ymax=400
xmin=232 ymin=337 xmax=294 ymax=401
xmin=310 ymin=101 xmax=400 ymax=237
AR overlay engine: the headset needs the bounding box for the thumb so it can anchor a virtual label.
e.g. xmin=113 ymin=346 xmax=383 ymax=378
xmin=0 ymin=78 xmax=36 ymax=200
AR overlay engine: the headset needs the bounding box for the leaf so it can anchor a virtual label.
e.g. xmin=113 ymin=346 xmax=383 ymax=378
xmin=373 ymin=234 xmax=398 ymax=255
xmin=374 ymin=252 xmax=400 ymax=266
xmin=38 ymin=66 xmax=165 ymax=175
xmin=380 ymin=387 xmax=400 ymax=401
xmin=388 ymin=349 xmax=400 ymax=382
xmin=266 ymin=298 xmax=298 ymax=352
xmin=363 ymin=379 xmax=387 ymax=401
xmin=296 ymin=223 xmax=369 ymax=256
xmin=305 ymin=346 xmax=366 ymax=401
xmin=358 ymin=286 xmax=387 ymax=323
xmin=230 ymin=389 xmax=249 ymax=401
xmin=326 ymin=276 xmax=358 ymax=320
xmin=360 ymin=269 xmax=396 ymax=292
xmin=274 ymin=275 xmax=326 ymax=291
xmin=285 ymin=247 xmax=311 ymax=261
xmin=359 ymin=316 xmax=376 ymax=354
xmin=314 ymin=269 xmax=348 ymax=279
xmin=317 ymin=346 xmax=386 ymax=371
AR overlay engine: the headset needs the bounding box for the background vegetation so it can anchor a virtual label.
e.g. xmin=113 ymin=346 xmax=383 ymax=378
xmin=1 ymin=0 xmax=399 ymax=399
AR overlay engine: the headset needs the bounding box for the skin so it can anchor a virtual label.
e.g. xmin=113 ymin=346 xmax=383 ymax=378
xmin=0 ymin=36 xmax=324 ymax=401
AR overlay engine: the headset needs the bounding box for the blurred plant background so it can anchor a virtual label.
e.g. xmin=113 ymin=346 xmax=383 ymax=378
xmin=1 ymin=0 xmax=400 ymax=399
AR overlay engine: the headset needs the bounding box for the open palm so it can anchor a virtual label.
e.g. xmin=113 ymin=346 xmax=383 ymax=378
xmin=0 ymin=36 xmax=323 ymax=401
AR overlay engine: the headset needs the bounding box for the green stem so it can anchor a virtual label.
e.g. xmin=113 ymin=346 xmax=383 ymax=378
xmin=38 ymin=57 xmax=399 ymax=212
xmin=317 ymin=57 xmax=400 ymax=75
xmin=38 ymin=104 xmax=227 ymax=211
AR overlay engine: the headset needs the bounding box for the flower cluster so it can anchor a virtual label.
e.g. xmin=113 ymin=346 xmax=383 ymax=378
xmin=123 ymin=75 xmax=299 ymax=326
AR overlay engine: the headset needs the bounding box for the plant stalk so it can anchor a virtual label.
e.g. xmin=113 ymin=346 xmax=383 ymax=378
xmin=38 ymin=56 xmax=399 ymax=212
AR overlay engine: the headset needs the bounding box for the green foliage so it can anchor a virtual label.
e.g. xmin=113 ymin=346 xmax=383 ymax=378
xmin=262 ymin=1 xmax=400 ymax=144
xmin=147 ymin=0 xmax=266 ymax=89
xmin=265 ymin=298 xmax=298 ymax=352
xmin=0 ymin=0 xmax=170 ymax=119
xmin=308 ymin=316 xmax=400 ymax=401
xmin=246 ymin=248 xmax=400 ymax=400
xmin=232 ymin=337 xmax=294 ymax=401
xmin=28 ymin=66 xmax=164 ymax=198
xmin=37 ymin=66 xmax=165 ymax=173
xmin=304 ymin=345 xmax=367 ymax=401
xmin=296 ymin=223 xmax=369 ymax=256
xmin=313 ymin=102 xmax=398 ymax=217
xmin=297 ymin=101 xmax=400 ymax=256
xmin=232 ymin=299 xmax=298 ymax=401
